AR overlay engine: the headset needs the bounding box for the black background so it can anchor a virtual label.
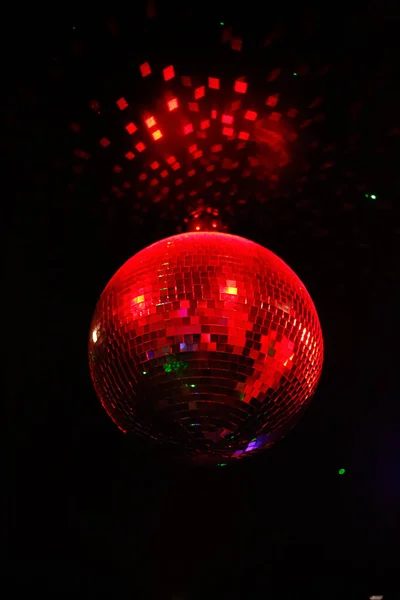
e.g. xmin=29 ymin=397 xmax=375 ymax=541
xmin=4 ymin=2 xmax=400 ymax=597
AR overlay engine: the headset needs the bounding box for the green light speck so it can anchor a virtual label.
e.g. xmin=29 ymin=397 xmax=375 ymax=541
xmin=217 ymin=463 xmax=227 ymax=467
xmin=293 ymin=72 xmax=298 ymax=76
xmin=142 ymin=371 xmax=147 ymax=375
xmin=163 ymin=358 xmax=188 ymax=374
xmin=338 ymin=468 xmax=346 ymax=475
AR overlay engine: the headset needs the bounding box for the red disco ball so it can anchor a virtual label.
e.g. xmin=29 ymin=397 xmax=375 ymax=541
xmin=89 ymin=231 xmax=323 ymax=464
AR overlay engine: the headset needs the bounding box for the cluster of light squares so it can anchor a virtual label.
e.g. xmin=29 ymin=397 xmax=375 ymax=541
xmin=69 ymin=47 xmax=333 ymax=210
xmin=81 ymin=60 xmax=307 ymax=208
xmin=89 ymin=232 xmax=323 ymax=463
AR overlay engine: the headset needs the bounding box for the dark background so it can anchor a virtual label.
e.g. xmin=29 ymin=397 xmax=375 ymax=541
xmin=4 ymin=2 xmax=400 ymax=597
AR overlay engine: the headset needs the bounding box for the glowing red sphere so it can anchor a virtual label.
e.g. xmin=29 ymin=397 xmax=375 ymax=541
xmin=89 ymin=232 xmax=323 ymax=463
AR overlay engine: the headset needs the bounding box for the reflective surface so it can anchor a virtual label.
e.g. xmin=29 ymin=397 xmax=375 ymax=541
xmin=89 ymin=232 xmax=323 ymax=463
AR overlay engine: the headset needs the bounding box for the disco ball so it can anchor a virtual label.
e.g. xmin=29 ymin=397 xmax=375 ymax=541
xmin=89 ymin=232 xmax=323 ymax=464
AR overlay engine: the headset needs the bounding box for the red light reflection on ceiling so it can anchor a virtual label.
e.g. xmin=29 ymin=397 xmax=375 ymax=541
xmin=72 ymin=59 xmax=316 ymax=215
xmin=168 ymin=98 xmax=179 ymax=111
xmin=140 ymin=62 xmax=151 ymax=77
xmin=163 ymin=65 xmax=175 ymax=81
